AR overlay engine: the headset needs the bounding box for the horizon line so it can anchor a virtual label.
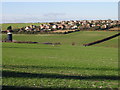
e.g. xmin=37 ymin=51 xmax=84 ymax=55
xmin=1 ymin=19 xmax=119 ymax=24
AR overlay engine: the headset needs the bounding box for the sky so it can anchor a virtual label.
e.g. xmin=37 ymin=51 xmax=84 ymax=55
xmin=1 ymin=1 xmax=119 ymax=23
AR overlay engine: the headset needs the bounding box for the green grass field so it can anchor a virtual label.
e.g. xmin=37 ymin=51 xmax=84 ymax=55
xmin=2 ymin=31 xmax=119 ymax=88
xmin=1 ymin=23 xmax=45 ymax=31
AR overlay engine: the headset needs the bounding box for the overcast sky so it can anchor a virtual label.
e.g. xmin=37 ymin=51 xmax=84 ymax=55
xmin=1 ymin=1 xmax=119 ymax=23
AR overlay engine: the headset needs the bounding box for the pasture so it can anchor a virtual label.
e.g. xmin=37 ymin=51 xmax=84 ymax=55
xmin=1 ymin=23 xmax=45 ymax=31
xmin=2 ymin=31 xmax=119 ymax=88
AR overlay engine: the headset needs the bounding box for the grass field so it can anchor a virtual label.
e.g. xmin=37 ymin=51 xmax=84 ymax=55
xmin=1 ymin=23 xmax=45 ymax=31
xmin=2 ymin=31 xmax=119 ymax=88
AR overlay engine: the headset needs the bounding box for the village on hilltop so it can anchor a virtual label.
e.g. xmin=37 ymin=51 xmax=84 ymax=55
xmin=2 ymin=19 xmax=120 ymax=34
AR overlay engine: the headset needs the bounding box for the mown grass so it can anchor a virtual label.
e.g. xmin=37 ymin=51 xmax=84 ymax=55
xmin=2 ymin=31 xmax=119 ymax=88
xmin=2 ymin=31 xmax=118 ymax=47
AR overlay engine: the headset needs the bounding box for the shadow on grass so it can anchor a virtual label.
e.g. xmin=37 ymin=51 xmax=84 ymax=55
xmin=2 ymin=70 xmax=119 ymax=80
xmin=2 ymin=85 xmax=41 ymax=90
xmin=3 ymin=85 xmax=108 ymax=90
xmin=2 ymin=85 xmax=69 ymax=90
xmin=3 ymin=64 xmax=119 ymax=71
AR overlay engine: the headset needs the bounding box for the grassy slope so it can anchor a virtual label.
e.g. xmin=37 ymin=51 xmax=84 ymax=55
xmin=2 ymin=31 xmax=119 ymax=88
xmin=1 ymin=23 xmax=45 ymax=31
xmin=2 ymin=31 xmax=118 ymax=47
